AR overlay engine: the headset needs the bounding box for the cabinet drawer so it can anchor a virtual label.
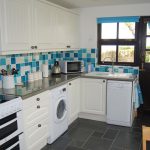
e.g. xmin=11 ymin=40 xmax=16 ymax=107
xmin=23 ymin=91 xmax=49 ymax=109
xmin=24 ymin=113 xmax=49 ymax=129
xmin=25 ymin=117 xmax=48 ymax=150
xmin=23 ymin=105 xmax=48 ymax=125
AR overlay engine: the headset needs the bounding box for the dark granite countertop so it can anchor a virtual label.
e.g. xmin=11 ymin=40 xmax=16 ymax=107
xmin=0 ymin=74 xmax=80 ymax=99
xmin=0 ymin=72 xmax=136 ymax=100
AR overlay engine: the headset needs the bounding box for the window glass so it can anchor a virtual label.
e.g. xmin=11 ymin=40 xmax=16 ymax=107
xmin=101 ymin=23 xmax=117 ymax=39
xmin=101 ymin=45 xmax=116 ymax=62
xmin=146 ymin=37 xmax=150 ymax=49
xmin=145 ymin=51 xmax=150 ymax=63
xmin=118 ymin=46 xmax=134 ymax=62
xmin=147 ymin=22 xmax=150 ymax=35
xmin=119 ymin=22 xmax=135 ymax=39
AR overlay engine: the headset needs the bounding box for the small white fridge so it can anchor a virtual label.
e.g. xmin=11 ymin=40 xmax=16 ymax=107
xmin=107 ymin=80 xmax=133 ymax=127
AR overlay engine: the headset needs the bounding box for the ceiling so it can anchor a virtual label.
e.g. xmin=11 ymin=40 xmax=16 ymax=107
xmin=47 ymin=0 xmax=150 ymax=8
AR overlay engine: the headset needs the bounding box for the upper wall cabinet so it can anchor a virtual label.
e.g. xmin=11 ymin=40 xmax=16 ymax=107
xmin=0 ymin=0 xmax=80 ymax=54
xmin=0 ymin=0 xmax=32 ymax=51
xmin=33 ymin=0 xmax=57 ymax=50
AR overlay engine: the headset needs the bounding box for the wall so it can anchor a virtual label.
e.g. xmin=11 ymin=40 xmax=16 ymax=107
xmin=0 ymin=48 xmax=139 ymax=87
xmin=0 ymin=49 xmax=96 ymax=85
xmin=80 ymin=3 xmax=150 ymax=48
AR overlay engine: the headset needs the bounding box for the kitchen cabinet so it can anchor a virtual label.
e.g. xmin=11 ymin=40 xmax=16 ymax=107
xmin=81 ymin=78 xmax=106 ymax=115
xmin=0 ymin=0 xmax=80 ymax=54
xmin=66 ymin=12 xmax=80 ymax=49
xmin=0 ymin=0 xmax=31 ymax=51
xmin=67 ymin=78 xmax=80 ymax=124
xmin=23 ymin=90 xmax=50 ymax=150
xmin=33 ymin=0 xmax=57 ymax=49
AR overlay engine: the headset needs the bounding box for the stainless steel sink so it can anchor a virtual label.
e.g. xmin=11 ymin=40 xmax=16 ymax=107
xmin=84 ymin=72 xmax=133 ymax=79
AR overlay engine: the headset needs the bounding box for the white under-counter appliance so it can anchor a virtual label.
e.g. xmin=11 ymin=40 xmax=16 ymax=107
xmin=0 ymin=95 xmax=24 ymax=149
xmin=48 ymin=84 xmax=68 ymax=144
xmin=59 ymin=60 xmax=84 ymax=74
xmin=107 ymin=80 xmax=133 ymax=127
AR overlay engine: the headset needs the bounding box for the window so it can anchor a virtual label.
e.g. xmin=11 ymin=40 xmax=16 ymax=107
xmin=97 ymin=17 xmax=139 ymax=65
xmin=144 ymin=20 xmax=150 ymax=63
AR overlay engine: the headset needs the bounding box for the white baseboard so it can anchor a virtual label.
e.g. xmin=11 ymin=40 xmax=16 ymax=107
xmin=78 ymin=112 xmax=106 ymax=122
xmin=69 ymin=114 xmax=79 ymax=125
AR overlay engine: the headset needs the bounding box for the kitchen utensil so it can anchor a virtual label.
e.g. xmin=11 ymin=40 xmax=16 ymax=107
xmin=2 ymin=75 xmax=15 ymax=89
xmin=52 ymin=61 xmax=61 ymax=75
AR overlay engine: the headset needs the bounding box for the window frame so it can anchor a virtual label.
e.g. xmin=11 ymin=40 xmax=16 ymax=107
xmin=97 ymin=22 xmax=139 ymax=66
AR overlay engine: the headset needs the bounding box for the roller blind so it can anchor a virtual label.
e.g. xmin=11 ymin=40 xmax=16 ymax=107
xmin=97 ymin=16 xmax=140 ymax=24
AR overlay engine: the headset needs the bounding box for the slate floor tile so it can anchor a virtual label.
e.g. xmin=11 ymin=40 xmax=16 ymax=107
xmin=91 ymin=131 xmax=104 ymax=138
xmin=103 ymin=129 xmax=119 ymax=140
xmin=112 ymin=131 xmax=141 ymax=150
xmin=46 ymin=136 xmax=72 ymax=150
xmin=65 ymin=146 xmax=85 ymax=150
xmin=67 ymin=127 xmax=94 ymax=142
xmin=77 ymin=120 xmax=108 ymax=134
xmin=83 ymin=136 xmax=113 ymax=150
xmin=110 ymin=147 xmax=125 ymax=150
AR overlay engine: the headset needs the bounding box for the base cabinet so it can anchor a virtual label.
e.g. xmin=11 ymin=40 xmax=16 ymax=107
xmin=22 ymin=91 xmax=49 ymax=150
xmin=67 ymin=78 xmax=80 ymax=124
xmin=81 ymin=78 xmax=106 ymax=115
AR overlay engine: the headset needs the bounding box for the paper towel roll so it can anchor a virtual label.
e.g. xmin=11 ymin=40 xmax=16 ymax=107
xmin=28 ymin=73 xmax=34 ymax=82
xmin=42 ymin=64 xmax=49 ymax=78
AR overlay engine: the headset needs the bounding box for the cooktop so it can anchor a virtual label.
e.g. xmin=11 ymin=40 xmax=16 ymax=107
xmin=0 ymin=94 xmax=18 ymax=104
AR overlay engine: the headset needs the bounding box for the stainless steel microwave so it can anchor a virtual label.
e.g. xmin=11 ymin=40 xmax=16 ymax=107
xmin=59 ymin=61 xmax=84 ymax=74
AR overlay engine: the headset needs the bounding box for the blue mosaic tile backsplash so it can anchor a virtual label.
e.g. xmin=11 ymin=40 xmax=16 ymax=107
xmin=0 ymin=48 xmax=139 ymax=85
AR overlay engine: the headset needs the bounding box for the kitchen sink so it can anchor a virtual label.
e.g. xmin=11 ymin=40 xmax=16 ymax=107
xmin=84 ymin=72 xmax=134 ymax=79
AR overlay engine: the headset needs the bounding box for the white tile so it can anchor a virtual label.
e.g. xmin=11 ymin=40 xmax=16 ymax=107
xmin=16 ymin=57 xmax=24 ymax=64
xmin=82 ymin=53 xmax=87 ymax=58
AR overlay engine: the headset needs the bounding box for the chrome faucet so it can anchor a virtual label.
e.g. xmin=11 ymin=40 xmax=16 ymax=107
xmin=102 ymin=56 xmax=114 ymax=74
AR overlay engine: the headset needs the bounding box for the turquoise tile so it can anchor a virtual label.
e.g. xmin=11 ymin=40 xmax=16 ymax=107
xmin=0 ymin=58 xmax=6 ymax=65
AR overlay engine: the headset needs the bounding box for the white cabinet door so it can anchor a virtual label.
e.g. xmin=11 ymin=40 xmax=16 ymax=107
xmin=67 ymin=12 xmax=80 ymax=49
xmin=68 ymin=78 xmax=80 ymax=124
xmin=0 ymin=0 xmax=31 ymax=51
xmin=25 ymin=117 xmax=48 ymax=150
xmin=23 ymin=90 xmax=50 ymax=150
xmin=81 ymin=78 xmax=106 ymax=115
xmin=55 ymin=8 xmax=68 ymax=48
xmin=33 ymin=0 xmax=57 ymax=49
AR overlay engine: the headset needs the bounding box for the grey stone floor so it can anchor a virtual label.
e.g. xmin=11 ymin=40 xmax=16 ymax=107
xmin=42 ymin=118 xmax=142 ymax=150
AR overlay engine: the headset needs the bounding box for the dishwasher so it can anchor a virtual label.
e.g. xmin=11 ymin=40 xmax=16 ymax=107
xmin=107 ymin=80 xmax=133 ymax=127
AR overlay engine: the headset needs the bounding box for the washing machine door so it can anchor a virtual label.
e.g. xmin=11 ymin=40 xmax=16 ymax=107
xmin=55 ymin=97 xmax=67 ymax=123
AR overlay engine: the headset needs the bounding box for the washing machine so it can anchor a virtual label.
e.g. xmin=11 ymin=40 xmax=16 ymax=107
xmin=48 ymin=84 xmax=68 ymax=144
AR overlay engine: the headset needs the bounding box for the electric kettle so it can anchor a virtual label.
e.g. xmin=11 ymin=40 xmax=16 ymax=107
xmin=52 ymin=61 xmax=61 ymax=75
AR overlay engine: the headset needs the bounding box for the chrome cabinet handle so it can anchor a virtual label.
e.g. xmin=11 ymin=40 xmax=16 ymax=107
xmin=36 ymin=98 xmax=40 ymax=101
xmin=31 ymin=46 xmax=34 ymax=49
xmin=37 ymin=105 xmax=40 ymax=109
xmin=66 ymin=45 xmax=71 ymax=48
xmin=103 ymin=80 xmax=105 ymax=83
xmin=69 ymin=83 xmax=71 ymax=85
xmin=38 ymin=124 xmax=41 ymax=127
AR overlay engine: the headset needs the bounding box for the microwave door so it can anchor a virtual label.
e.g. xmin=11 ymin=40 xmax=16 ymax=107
xmin=67 ymin=62 xmax=81 ymax=73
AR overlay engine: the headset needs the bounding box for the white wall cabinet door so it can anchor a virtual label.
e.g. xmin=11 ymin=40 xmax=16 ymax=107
xmin=67 ymin=12 xmax=80 ymax=49
xmin=55 ymin=8 xmax=68 ymax=49
xmin=0 ymin=0 xmax=31 ymax=51
xmin=81 ymin=78 xmax=106 ymax=115
xmin=0 ymin=0 xmax=80 ymax=53
xmin=33 ymin=0 xmax=57 ymax=50
xmin=68 ymin=78 xmax=80 ymax=124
